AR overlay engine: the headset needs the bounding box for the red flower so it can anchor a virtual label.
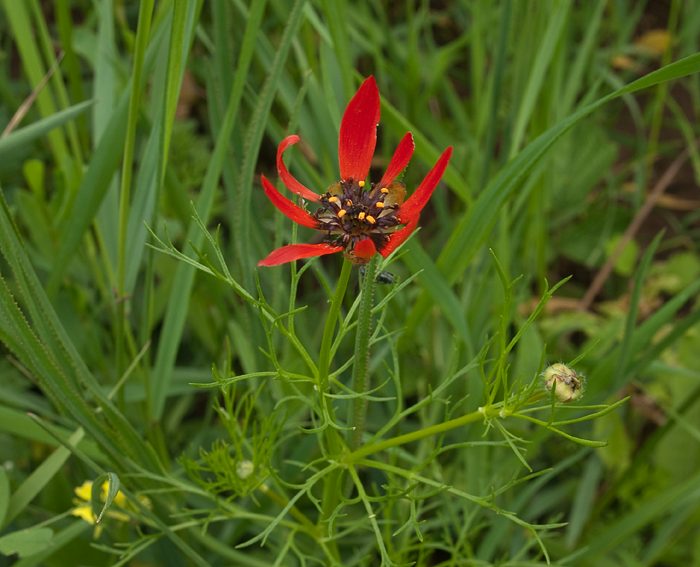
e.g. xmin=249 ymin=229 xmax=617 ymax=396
xmin=258 ymin=76 xmax=453 ymax=267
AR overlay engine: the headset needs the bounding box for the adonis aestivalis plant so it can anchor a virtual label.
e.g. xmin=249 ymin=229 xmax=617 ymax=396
xmin=258 ymin=76 xmax=453 ymax=266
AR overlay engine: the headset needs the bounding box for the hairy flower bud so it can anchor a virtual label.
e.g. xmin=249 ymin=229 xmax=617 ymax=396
xmin=543 ymin=363 xmax=584 ymax=402
xmin=236 ymin=460 xmax=255 ymax=480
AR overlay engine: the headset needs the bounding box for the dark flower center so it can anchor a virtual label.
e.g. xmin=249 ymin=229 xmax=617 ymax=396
xmin=314 ymin=179 xmax=402 ymax=253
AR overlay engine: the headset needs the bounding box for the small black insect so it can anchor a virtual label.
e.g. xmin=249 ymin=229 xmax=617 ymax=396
xmin=375 ymin=270 xmax=397 ymax=284
xmin=359 ymin=267 xmax=397 ymax=285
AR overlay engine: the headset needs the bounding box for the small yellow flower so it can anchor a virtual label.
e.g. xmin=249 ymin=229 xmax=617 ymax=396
xmin=70 ymin=480 xmax=129 ymax=529
xmin=71 ymin=502 xmax=95 ymax=524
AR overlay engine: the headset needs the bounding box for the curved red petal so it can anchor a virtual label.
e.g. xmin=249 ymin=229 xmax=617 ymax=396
xmin=338 ymin=76 xmax=380 ymax=182
xmin=378 ymin=132 xmax=415 ymax=189
xmin=276 ymin=135 xmax=320 ymax=202
xmin=379 ymin=219 xmax=418 ymax=258
xmin=397 ymin=146 xmax=453 ymax=224
xmin=258 ymin=243 xmax=343 ymax=267
xmin=261 ymin=175 xmax=319 ymax=229
xmin=351 ymin=238 xmax=377 ymax=261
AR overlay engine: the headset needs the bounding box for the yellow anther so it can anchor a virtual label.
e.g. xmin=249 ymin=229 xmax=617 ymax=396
xmin=337 ymin=209 xmax=347 ymax=218
xmin=358 ymin=212 xmax=366 ymax=220
xmin=380 ymin=187 xmax=389 ymax=194
xmin=345 ymin=199 xmax=353 ymax=206
xmin=359 ymin=180 xmax=366 ymax=188
xmin=375 ymin=201 xmax=385 ymax=208
xmin=328 ymin=196 xmax=341 ymax=205
xmin=366 ymin=215 xmax=376 ymax=224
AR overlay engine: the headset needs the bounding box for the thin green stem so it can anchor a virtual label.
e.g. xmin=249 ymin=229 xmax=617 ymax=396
xmin=117 ymin=0 xmax=153 ymax=294
xmin=346 ymin=463 xmax=391 ymax=563
xmin=316 ymin=260 xmax=353 ymax=563
xmin=115 ymin=0 xmax=153 ymax=409
xmin=349 ymin=256 xmax=378 ymax=449
xmin=317 ymin=260 xmax=353 ymax=394
xmin=261 ymin=485 xmax=318 ymax=535
xmin=345 ymin=406 xmax=492 ymax=463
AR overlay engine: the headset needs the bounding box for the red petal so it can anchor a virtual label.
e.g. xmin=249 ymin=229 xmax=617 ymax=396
xmin=261 ymin=175 xmax=319 ymax=229
xmin=379 ymin=219 xmax=418 ymax=258
xmin=338 ymin=76 xmax=380 ymax=182
xmin=378 ymin=132 xmax=415 ymax=188
xmin=258 ymin=243 xmax=343 ymax=267
xmin=397 ymin=147 xmax=453 ymax=224
xmin=277 ymin=135 xmax=320 ymax=202
xmin=351 ymin=238 xmax=377 ymax=261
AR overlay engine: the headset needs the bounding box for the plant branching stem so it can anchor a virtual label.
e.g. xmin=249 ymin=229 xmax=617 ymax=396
xmin=346 ymin=406 xmax=491 ymax=463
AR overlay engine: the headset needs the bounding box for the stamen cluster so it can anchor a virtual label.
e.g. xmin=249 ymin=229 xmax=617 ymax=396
xmin=315 ymin=180 xmax=401 ymax=254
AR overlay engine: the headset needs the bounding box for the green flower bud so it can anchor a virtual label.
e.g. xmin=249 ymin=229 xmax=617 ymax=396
xmin=543 ymin=363 xmax=584 ymax=402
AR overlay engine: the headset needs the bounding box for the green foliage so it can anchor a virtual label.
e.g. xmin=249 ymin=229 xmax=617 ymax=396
xmin=182 ymin=380 xmax=278 ymax=499
xmin=0 ymin=0 xmax=699 ymax=565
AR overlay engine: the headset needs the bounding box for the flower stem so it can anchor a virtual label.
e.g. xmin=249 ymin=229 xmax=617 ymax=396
xmin=317 ymin=260 xmax=353 ymax=397
xmin=349 ymin=256 xmax=378 ymax=450
xmin=317 ymin=260 xmax=353 ymax=561
xmin=345 ymin=406 xmax=494 ymax=463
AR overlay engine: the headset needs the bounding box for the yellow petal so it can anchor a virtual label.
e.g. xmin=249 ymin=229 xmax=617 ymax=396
xmin=71 ymin=504 xmax=95 ymax=524
xmin=100 ymin=481 xmax=127 ymax=507
xmin=74 ymin=481 xmax=93 ymax=502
